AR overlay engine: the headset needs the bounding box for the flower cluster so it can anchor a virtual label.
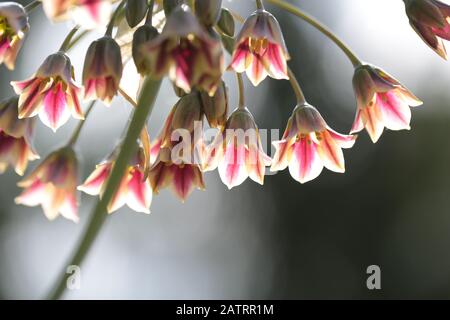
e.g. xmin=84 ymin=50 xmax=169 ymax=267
xmin=0 ymin=0 xmax=443 ymax=222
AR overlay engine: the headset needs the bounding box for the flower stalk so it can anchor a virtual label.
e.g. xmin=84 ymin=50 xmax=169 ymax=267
xmin=59 ymin=26 xmax=80 ymax=52
xmin=236 ymin=72 xmax=245 ymax=109
xmin=47 ymin=77 xmax=162 ymax=299
xmin=287 ymin=67 xmax=306 ymax=104
xmin=106 ymin=0 xmax=127 ymax=37
xmin=66 ymin=101 xmax=96 ymax=147
xmin=24 ymin=0 xmax=41 ymax=14
xmin=266 ymin=0 xmax=362 ymax=67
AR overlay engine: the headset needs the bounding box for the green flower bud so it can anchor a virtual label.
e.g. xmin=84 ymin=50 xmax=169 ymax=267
xmin=217 ymin=8 xmax=234 ymax=37
xmin=194 ymin=0 xmax=222 ymax=26
xmin=125 ymin=0 xmax=148 ymax=28
xmin=132 ymin=25 xmax=159 ymax=75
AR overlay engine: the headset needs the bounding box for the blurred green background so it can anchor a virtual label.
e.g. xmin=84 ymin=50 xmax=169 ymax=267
xmin=1 ymin=0 xmax=450 ymax=299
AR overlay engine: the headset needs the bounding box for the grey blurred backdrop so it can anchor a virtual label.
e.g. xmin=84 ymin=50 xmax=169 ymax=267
xmin=1 ymin=0 xmax=450 ymax=299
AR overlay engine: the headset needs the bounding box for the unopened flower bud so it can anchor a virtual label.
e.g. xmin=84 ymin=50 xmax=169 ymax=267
xmin=125 ymin=0 xmax=148 ymax=28
xmin=132 ymin=25 xmax=159 ymax=75
xmin=200 ymin=81 xmax=228 ymax=129
xmin=83 ymin=36 xmax=123 ymax=104
xmin=195 ymin=0 xmax=222 ymax=26
xmin=217 ymin=8 xmax=235 ymax=37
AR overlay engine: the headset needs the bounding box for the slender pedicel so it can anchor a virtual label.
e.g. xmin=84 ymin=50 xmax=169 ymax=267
xmin=67 ymin=101 xmax=97 ymax=147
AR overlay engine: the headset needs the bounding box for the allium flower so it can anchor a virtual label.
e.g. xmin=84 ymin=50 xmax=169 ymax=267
xmin=41 ymin=0 xmax=111 ymax=30
xmin=351 ymin=64 xmax=423 ymax=143
xmin=149 ymin=93 xmax=206 ymax=201
xmin=204 ymin=107 xmax=271 ymax=189
xmin=229 ymin=9 xmax=290 ymax=86
xmin=271 ymin=104 xmax=356 ymax=184
xmin=0 ymin=97 xmax=39 ymax=175
xmin=78 ymin=147 xmax=152 ymax=214
xmin=11 ymin=52 xmax=83 ymax=132
xmin=83 ymin=36 xmax=123 ymax=104
xmin=0 ymin=2 xmax=29 ymax=70
xmin=141 ymin=5 xmax=224 ymax=95
xmin=15 ymin=147 xmax=79 ymax=222
xmin=404 ymin=0 xmax=450 ymax=59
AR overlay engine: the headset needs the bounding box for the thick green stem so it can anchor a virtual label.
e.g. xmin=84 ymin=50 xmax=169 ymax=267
xmin=266 ymin=0 xmax=362 ymax=67
xmin=256 ymin=0 xmax=264 ymax=10
xmin=47 ymin=78 xmax=162 ymax=300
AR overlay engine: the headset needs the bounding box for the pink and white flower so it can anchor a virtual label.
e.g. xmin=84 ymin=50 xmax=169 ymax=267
xmin=271 ymin=104 xmax=356 ymax=184
xmin=15 ymin=147 xmax=79 ymax=222
xmin=78 ymin=147 xmax=152 ymax=214
xmin=11 ymin=52 xmax=83 ymax=132
xmin=404 ymin=0 xmax=450 ymax=59
xmin=351 ymin=64 xmax=423 ymax=143
xmin=83 ymin=36 xmax=123 ymax=104
xmin=41 ymin=0 xmax=111 ymax=30
xmin=0 ymin=97 xmax=39 ymax=175
xmin=0 ymin=2 xmax=29 ymax=70
xmin=229 ymin=9 xmax=290 ymax=86
xmin=204 ymin=107 xmax=271 ymax=189
xmin=141 ymin=5 xmax=224 ymax=95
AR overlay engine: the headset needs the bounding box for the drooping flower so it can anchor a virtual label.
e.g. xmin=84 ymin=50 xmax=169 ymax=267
xmin=271 ymin=104 xmax=356 ymax=184
xmin=229 ymin=9 xmax=290 ymax=86
xmin=149 ymin=93 xmax=206 ymax=201
xmin=83 ymin=36 xmax=123 ymax=104
xmin=11 ymin=52 xmax=83 ymax=132
xmin=0 ymin=97 xmax=39 ymax=175
xmin=404 ymin=0 xmax=450 ymax=59
xmin=0 ymin=2 xmax=29 ymax=70
xmin=351 ymin=64 xmax=423 ymax=143
xmin=199 ymin=81 xmax=229 ymax=129
xmin=15 ymin=147 xmax=79 ymax=222
xmin=141 ymin=5 xmax=224 ymax=95
xmin=41 ymin=0 xmax=111 ymax=30
xmin=204 ymin=107 xmax=271 ymax=189
xmin=78 ymin=147 xmax=152 ymax=214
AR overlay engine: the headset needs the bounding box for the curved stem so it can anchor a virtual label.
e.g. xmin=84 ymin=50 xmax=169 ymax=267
xmin=106 ymin=0 xmax=126 ymax=37
xmin=25 ymin=0 xmax=41 ymax=13
xmin=256 ymin=0 xmax=264 ymax=10
xmin=66 ymin=101 xmax=96 ymax=147
xmin=47 ymin=78 xmax=162 ymax=300
xmin=266 ymin=0 xmax=362 ymax=67
xmin=145 ymin=0 xmax=156 ymax=25
xmin=59 ymin=26 xmax=80 ymax=52
xmin=66 ymin=30 xmax=91 ymax=52
xmin=287 ymin=67 xmax=306 ymax=104
xmin=236 ymin=72 xmax=245 ymax=109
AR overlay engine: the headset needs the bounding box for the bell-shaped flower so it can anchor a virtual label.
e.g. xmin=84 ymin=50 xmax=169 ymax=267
xmin=83 ymin=36 xmax=123 ymax=104
xmin=351 ymin=64 xmax=423 ymax=143
xmin=149 ymin=93 xmax=206 ymax=201
xmin=204 ymin=107 xmax=271 ymax=189
xmin=0 ymin=97 xmax=39 ymax=175
xmin=229 ymin=9 xmax=290 ymax=86
xmin=41 ymin=0 xmax=111 ymax=30
xmin=78 ymin=147 xmax=152 ymax=214
xmin=404 ymin=0 xmax=450 ymax=59
xmin=15 ymin=147 xmax=79 ymax=222
xmin=11 ymin=52 xmax=83 ymax=132
xmin=0 ymin=2 xmax=29 ymax=70
xmin=141 ymin=5 xmax=224 ymax=95
xmin=271 ymin=104 xmax=356 ymax=184
xmin=200 ymin=81 xmax=229 ymax=129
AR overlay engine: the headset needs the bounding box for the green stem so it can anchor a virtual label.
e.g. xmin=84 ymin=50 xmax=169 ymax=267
xmin=59 ymin=26 xmax=80 ymax=52
xmin=287 ymin=67 xmax=306 ymax=104
xmin=236 ymin=72 xmax=245 ymax=109
xmin=66 ymin=30 xmax=91 ymax=52
xmin=67 ymin=101 xmax=96 ymax=147
xmin=25 ymin=0 xmax=41 ymax=13
xmin=266 ymin=0 xmax=362 ymax=67
xmin=256 ymin=0 xmax=264 ymax=10
xmin=106 ymin=0 xmax=127 ymax=37
xmin=47 ymin=78 xmax=162 ymax=300
xmin=145 ymin=0 xmax=156 ymax=25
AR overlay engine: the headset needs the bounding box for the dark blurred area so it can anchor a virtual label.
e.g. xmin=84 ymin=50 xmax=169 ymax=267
xmin=1 ymin=0 xmax=450 ymax=299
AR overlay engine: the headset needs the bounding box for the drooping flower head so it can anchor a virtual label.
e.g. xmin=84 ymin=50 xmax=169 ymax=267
xmin=204 ymin=107 xmax=271 ymax=190
xmin=351 ymin=64 xmax=423 ymax=143
xmin=271 ymin=104 xmax=356 ymax=184
xmin=83 ymin=36 xmax=123 ymax=104
xmin=0 ymin=2 xmax=29 ymax=70
xmin=0 ymin=97 xmax=39 ymax=175
xmin=200 ymin=81 xmax=229 ymax=129
xmin=41 ymin=0 xmax=112 ymax=30
xmin=229 ymin=9 xmax=290 ymax=86
xmin=141 ymin=5 xmax=224 ymax=95
xmin=404 ymin=0 xmax=450 ymax=59
xmin=78 ymin=146 xmax=152 ymax=214
xmin=11 ymin=52 xmax=83 ymax=131
xmin=149 ymin=93 xmax=206 ymax=201
xmin=15 ymin=147 xmax=79 ymax=222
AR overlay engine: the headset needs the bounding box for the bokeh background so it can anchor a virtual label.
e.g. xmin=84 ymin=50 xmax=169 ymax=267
xmin=1 ymin=0 xmax=450 ymax=299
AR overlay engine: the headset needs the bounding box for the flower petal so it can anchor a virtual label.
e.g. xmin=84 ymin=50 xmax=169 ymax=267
xmin=288 ymin=138 xmax=323 ymax=184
